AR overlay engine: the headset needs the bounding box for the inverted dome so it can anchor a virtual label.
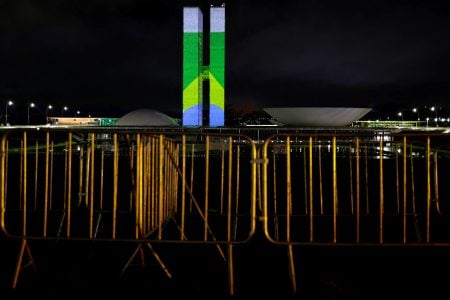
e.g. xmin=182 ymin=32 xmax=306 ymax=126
xmin=116 ymin=109 xmax=178 ymax=126
xmin=264 ymin=107 xmax=372 ymax=127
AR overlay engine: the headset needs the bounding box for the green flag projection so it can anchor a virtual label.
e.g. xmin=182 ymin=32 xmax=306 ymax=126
xmin=183 ymin=6 xmax=225 ymax=127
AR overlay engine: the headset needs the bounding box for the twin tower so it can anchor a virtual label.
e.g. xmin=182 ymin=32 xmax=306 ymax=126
xmin=183 ymin=6 xmax=225 ymax=127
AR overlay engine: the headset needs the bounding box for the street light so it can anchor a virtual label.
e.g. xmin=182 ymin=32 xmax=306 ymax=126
xmin=62 ymin=106 xmax=68 ymax=116
xmin=398 ymin=112 xmax=403 ymax=121
xmin=412 ymin=107 xmax=420 ymax=120
xmin=5 ymin=100 xmax=13 ymax=125
xmin=28 ymin=102 xmax=35 ymax=125
xmin=46 ymin=105 xmax=53 ymax=123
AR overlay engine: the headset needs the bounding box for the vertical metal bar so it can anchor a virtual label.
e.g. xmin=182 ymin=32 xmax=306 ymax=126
xmin=349 ymin=145 xmax=354 ymax=215
xmin=100 ymin=146 xmax=104 ymax=210
xmin=143 ymin=137 xmax=148 ymax=234
xmin=4 ymin=140 xmax=8 ymax=211
xmin=158 ymin=134 xmax=164 ymax=240
xmin=139 ymin=134 xmax=144 ymax=237
xmin=303 ymin=145 xmax=308 ymax=215
xmin=332 ymin=136 xmax=337 ymax=243
xmin=379 ymin=137 xmax=384 ymax=244
xmin=356 ymin=138 xmax=360 ymax=243
xmin=227 ymin=136 xmax=233 ymax=242
xmin=365 ymin=145 xmax=370 ymax=215
xmin=66 ymin=132 xmax=72 ymax=238
xmin=262 ymin=138 xmax=270 ymax=240
xmin=203 ymin=135 xmax=210 ymax=241
xmin=43 ymin=132 xmax=50 ymax=237
xmin=220 ymin=148 xmax=225 ymax=215
xmin=426 ymin=136 xmax=431 ymax=243
xmin=273 ymin=150 xmax=279 ymax=240
xmin=174 ymin=143 xmax=180 ymax=214
xmin=395 ymin=146 xmax=400 ymax=214
xmin=34 ymin=139 xmax=38 ymax=210
xmin=233 ymin=145 xmax=240 ymax=240
xmin=164 ymin=140 xmax=169 ymax=222
xmin=112 ymin=133 xmax=118 ymax=239
xmin=84 ymin=145 xmax=90 ymax=207
xmin=319 ymin=144 xmax=323 ymax=215
xmin=49 ymin=140 xmax=54 ymax=210
xmin=78 ymin=145 xmax=84 ymax=206
xmin=288 ymin=244 xmax=297 ymax=293
xmin=257 ymin=148 xmax=262 ymax=213
xmin=12 ymin=239 xmax=27 ymax=289
xmin=190 ymin=143 xmax=195 ymax=213
xmin=89 ymin=133 xmax=95 ymax=239
xmin=165 ymin=141 xmax=170 ymax=220
xmin=410 ymin=144 xmax=416 ymax=215
xmin=433 ymin=149 xmax=440 ymax=213
xmin=286 ymin=137 xmax=292 ymax=243
xmin=309 ymin=136 xmax=314 ymax=242
xmin=1 ymin=135 xmax=7 ymax=234
xmin=20 ymin=140 xmax=23 ymax=210
xmin=127 ymin=135 xmax=134 ymax=212
xmin=403 ymin=136 xmax=407 ymax=244
xmin=227 ymin=244 xmax=234 ymax=296
xmin=250 ymin=139 xmax=257 ymax=238
xmin=135 ymin=134 xmax=141 ymax=238
xmin=204 ymin=135 xmax=210 ymax=241
xmin=181 ymin=135 xmax=186 ymax=240
xmin=23 ymin=132 xmax=27 ymax=237
xmin=151 ymin=137 xmax=156 ymax=229
xmin=227 ymin=136 xmax=234 ymax=295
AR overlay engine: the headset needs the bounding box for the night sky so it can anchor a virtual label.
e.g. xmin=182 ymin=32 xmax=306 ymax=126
xmin=1 ymin=0 xmax=450 ymax=118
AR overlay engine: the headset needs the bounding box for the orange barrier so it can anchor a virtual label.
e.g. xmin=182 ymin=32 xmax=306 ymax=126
xmin=0 ymin=127 xmax=257 ymax=294
xmin=261 ymin=131 xmax=450 ymax=291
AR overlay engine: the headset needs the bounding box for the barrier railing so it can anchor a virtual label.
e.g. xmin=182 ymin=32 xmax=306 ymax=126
xmin=3 ymin=126 xmax=450 ymax=295
xmin=0 ymin=127 xmax=257 ymax=294
xmin=261 ymin=131 xmax=450 ymax=291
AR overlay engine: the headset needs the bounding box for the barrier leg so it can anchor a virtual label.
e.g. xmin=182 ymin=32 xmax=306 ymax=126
xmin=121 ymin=242 xmax=172 ymax=279
xmin=228 ymin=244 xmax=235 ymax=296
xmin=288 ymin=244 xmax=297 ymax=293
xmin=12 ymin=239 xmax=36 ymax=288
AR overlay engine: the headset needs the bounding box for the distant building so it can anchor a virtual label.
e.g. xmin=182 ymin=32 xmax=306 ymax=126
xmin=48 ymin=117 xmax=119 ymax=126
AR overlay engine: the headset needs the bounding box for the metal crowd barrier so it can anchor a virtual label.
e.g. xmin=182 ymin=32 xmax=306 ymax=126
xmin=0 ymin=127 xmax=257 ymax=294
xmin=3 ymin=126 xmax=450 ymax=295
xmin=261 ymin=131 xmax=450 ymax=291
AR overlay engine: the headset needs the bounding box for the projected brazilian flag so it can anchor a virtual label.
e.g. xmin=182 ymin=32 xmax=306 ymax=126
xmin=183 ymin=6 xmax=225 ymax=127
xmin=209 ymin=7 xmax=225 ymax=127
xmin=183 ymin=7 xmax=203 ymax=126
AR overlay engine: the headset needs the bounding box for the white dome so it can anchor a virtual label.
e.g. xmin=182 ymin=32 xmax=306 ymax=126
xmin=116 ymin=109 xmax=178 ymax=126
xmin=264 ymin=107 xmax=372 ymax=127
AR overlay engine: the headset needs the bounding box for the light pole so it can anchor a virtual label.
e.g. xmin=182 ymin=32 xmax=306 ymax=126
xmin=28 ymin=102 xmax=35 ymax=125
xmin=5 ymin=100 xmax=13 ymax=125
xmin=46 ymin=105 xmax=53 ymax=123
xmin=412 ymin=107 xmax=420 ymax=121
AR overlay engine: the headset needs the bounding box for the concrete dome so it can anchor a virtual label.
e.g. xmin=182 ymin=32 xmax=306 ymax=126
xmin=264 ymin=107 xmax=372 ymax=127
xmin=116 ymin=109 xmax=178 ymax=126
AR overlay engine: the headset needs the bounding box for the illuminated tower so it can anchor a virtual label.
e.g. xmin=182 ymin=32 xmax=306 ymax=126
xmin=183 ymin=5 xmax=225 ymax=127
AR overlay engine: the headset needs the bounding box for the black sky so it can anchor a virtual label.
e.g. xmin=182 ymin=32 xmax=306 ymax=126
xmin=1 ymin=0 xmax=450 ymax=117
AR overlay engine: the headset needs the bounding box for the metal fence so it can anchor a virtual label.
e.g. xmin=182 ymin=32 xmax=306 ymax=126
xmin=0 ymin=127 xmax=257 ymax=294
xmin=2 ymin=126 xmax=450 ymax=294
